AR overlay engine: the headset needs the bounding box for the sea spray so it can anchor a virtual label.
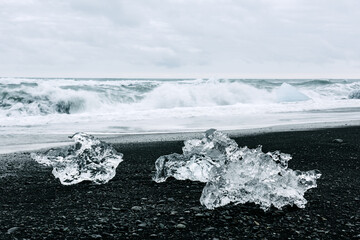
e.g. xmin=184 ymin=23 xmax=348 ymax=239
xmin=1 ymin=78 xmax=359 ymax=119
xmin=31 ymin=133 xmax=123 ymax=185
xmin=153 ymin=129 xmax=321 ymax=210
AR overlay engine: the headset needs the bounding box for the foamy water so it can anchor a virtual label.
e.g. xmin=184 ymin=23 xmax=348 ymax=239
xmin=1 ymin=78 xmax=359 ymax=153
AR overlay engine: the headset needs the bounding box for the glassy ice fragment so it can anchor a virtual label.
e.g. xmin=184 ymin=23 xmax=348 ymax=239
xmin=153 ymin=129 xmax=321 ymax=211
xmin=153 ymin=153 xmax=218 ymax=183
xmin=153 ymin=129 xmax=237 ymax=183
xmin=200 ymin=147 xmax=321 ymax=210
xmin=31 ymin=132 xmax=123 ymax=185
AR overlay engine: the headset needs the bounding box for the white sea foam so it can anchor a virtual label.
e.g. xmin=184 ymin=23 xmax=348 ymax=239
xmin=1 ymin=78 xmax=359 ymax=117
xmin=142 ymin=81 xmax=273 ymax=108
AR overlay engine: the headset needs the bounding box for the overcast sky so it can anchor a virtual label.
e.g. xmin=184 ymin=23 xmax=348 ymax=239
xmin=1 ymin=0 xmax=359 ymax=78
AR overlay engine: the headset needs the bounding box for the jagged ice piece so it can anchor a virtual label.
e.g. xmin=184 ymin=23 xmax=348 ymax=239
xmin=153 ymin=129 xmax=237 ymax=183
xmin=200 ymin=146 xmax=321 ymax=210
xmin=31 ymin=132 xmax=123 ymax=185
xmin=153 ymin=129 xmax=321 ymax=210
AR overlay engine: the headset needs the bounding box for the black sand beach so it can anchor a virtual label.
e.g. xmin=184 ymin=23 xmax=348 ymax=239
xmin=1 ymin=127 xmax=359 ymax=239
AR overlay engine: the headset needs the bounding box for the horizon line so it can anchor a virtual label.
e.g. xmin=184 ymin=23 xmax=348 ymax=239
xmin=1 ymin=75 xmax=360 ymax=80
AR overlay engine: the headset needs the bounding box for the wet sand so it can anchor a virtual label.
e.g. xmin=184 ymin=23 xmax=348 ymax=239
xmin=1 ymin=127 xmax=359 ymax=239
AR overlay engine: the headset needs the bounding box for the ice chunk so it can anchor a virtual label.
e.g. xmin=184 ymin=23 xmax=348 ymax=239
xmin=153 ymin=129 xmax=239 ymax=183
xmin=153 ymin=129 xmax=321 ymax=211
xmin=31 ymin=133 xmax=123 ymax=185
xmin=200 ymin=147 xmax=321 ymax=210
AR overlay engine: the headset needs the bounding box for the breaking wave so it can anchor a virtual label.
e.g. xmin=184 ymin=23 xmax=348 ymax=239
xmin=0 ymin=78 xmax=359 ymax=118
xmin=0 ymin=78 xmax=156 ymax=116
xmin=142 ymin=81 xmax=274 ymax=108
xmin=0 ymin=90 xmax=85 ymax=115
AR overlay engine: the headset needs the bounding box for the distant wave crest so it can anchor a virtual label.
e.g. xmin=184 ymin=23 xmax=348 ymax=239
xmin=0 ymin=90 xmax=85 ymax=116
xmin=292 ymin=79 xmax=332 ymax=86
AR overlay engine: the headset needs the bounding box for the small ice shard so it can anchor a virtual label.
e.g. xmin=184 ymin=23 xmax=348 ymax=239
xmin=153 ymin=129 xmax=321 ymax=211
xmin=31 ymin=132 xmax=123 ymax=185
xmin=332 ymin=138 xmax=344 ymax=143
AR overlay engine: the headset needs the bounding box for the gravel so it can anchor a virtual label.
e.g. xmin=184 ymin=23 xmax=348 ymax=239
xmin=0 ymin=126 xmax=359 ymax=239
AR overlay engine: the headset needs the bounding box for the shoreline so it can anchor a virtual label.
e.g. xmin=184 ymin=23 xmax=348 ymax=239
xmin=1 ymin=119 xmax=360 ymax=155
xmin=1 ymin=126 xmax=359 ymax=239
xmin=104 ymin=119 xmax=360 ymax=143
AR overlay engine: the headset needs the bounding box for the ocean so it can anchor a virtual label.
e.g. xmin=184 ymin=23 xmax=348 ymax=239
xmin=1 ymin=77 xmax=359 ymax=153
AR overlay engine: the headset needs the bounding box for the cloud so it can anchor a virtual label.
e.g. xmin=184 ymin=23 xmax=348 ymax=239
xmin=0 ymin=0 xmax=359 ymax=77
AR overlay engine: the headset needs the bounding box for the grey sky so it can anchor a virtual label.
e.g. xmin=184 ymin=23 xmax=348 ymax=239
xmin=1 ymin=0 xmax=359 ymax=78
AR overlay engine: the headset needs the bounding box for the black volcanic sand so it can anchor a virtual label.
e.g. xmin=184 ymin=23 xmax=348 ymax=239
xmin=1 ymin=127 xmax=359 ymax=240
